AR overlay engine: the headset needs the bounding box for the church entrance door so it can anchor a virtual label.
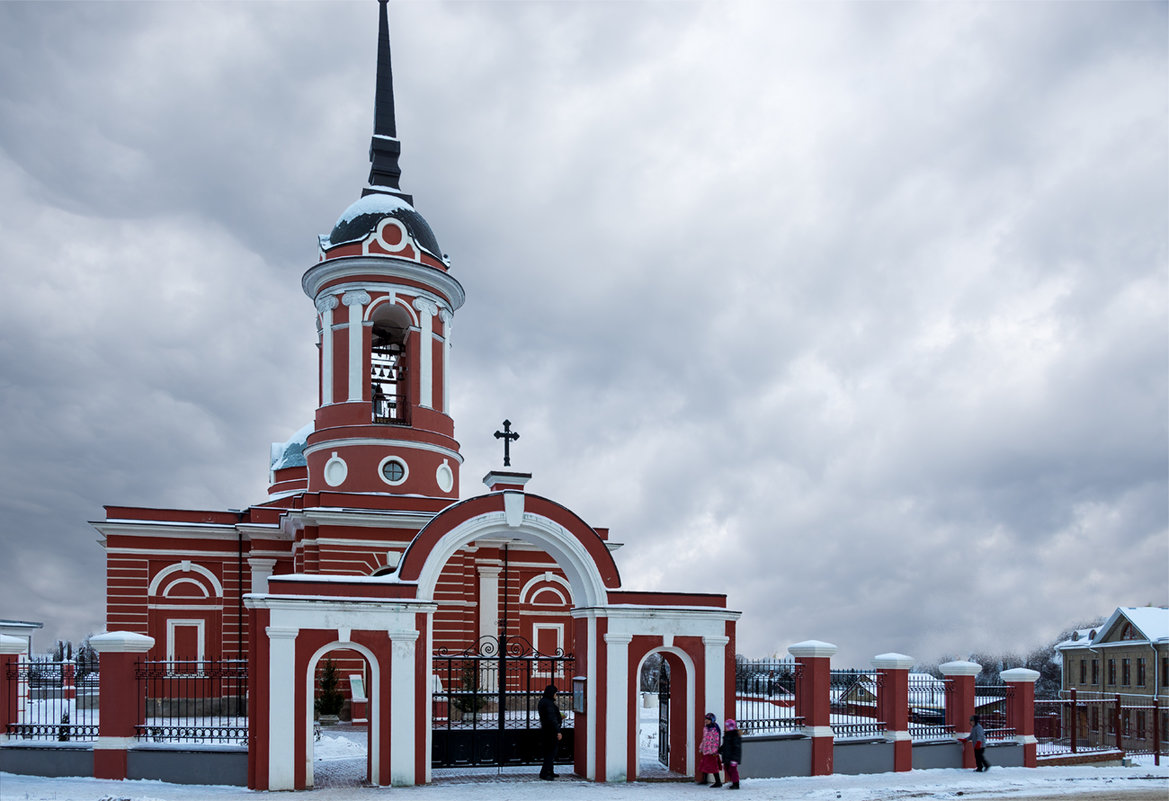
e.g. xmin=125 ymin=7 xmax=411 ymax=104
xmin=431 ymin=635 xmax=574 ymax=768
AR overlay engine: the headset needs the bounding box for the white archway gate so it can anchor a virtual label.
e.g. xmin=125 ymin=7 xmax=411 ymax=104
xmin=245 ymin=490 xmax=740 ymax=788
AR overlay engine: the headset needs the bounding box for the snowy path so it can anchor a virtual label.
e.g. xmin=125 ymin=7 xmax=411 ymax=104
xmin=1 ymin=761 xmax=1166 ymax=800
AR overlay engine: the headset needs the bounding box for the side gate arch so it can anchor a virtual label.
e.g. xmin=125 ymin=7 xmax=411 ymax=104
xmin=303 ymin=640 xmax=382 ymax=787
xmin=634 ymin=646 xmax=696 ymax=778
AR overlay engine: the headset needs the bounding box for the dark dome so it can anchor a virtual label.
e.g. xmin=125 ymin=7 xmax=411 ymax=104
xmin=327 ymin=192 xmax=442 ymax=259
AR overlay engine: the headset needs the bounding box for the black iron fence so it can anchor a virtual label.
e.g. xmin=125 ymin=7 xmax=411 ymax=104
xmin=829 ymin=669 xmax=884 ymax=739
xmin=734 ymin=657 xmax=803 ymax=734
xmin=135 ymin=659 xmax=247 ymax=745
xmin=908 ymin=673 xmax=952 ymax=741
xmin=975 ymin=684 xmax=1015 ymax=741
xmin=3 ymin=658 xmax=99 ymax=742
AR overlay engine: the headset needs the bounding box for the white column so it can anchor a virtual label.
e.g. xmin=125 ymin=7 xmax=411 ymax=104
xmin=267 ymin=627 xmax=298 ymax=791
xmin=342 ymin=290 xmax=370 ymax=402
xmin=439 ymin=308 xmax=452 ymax=413
xmin=604 ymin=633 xmax=633 ymax=781
xmin=248 ymin=558 xmax=277 ymax=594
xmin=389 ymin=631 xmax=419 ymax=786
xmin=703 ymin=635 xmax=730 ymax=723
xmin=585 ymin=615 xmax=597 ymax=780
xmin=412 ymin=297 xmax=438 ymax=409
xmin=315 ymin=295 xmax=338 ymax=405
xmin=477 ymin=565 xmax=501 ymax=644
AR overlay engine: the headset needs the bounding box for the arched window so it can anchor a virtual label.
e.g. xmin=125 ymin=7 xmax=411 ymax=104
xmin=370 ymin=303 xmax=412 ymax=424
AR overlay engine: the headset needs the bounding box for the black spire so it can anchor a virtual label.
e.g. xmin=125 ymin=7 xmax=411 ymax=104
xmin=364 ymin=0 xmax=412 ymax=203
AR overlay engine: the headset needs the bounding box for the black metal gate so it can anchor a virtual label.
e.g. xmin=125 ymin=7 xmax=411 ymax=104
xmin=432 ymin=636 xmax=574 ymax=768
xmin=657 ymin=661 xmax=670 ymax=766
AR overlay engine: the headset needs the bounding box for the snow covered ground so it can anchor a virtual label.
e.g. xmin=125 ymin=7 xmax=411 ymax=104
xmin=1 ymin=759 xmax=1166 ymax=801
xmin=3 ymin=705 xmax=1166 ymax=799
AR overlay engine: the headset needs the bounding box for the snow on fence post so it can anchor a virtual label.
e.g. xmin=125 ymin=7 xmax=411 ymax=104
xmin=873 ymin=653 xmax=913 ymax=772
xmin=90 ymin=631 xmax=154 ymax=780
xmin=788 ymin=640 xmax=837 ymax=776
xmin=939 ymin=660 xmax=980 ymax=770
xmin=0 ymin=634 xmax=27 ymax=741
xmin=1001 ymin=668 xmax=1039 ymax=767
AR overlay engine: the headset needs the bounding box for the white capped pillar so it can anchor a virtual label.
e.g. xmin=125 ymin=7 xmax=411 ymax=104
xmin=266 ymin=627 xmax=298 ymax=791
xmin=342 ymin=290 xmax=370 ymax=402
xmin=412 ymin=297 xmax=438 ymax=409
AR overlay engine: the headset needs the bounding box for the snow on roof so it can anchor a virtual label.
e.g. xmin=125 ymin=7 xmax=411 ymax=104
xmin=270 ymin=421 xmax=313 ymax=471
xmin=1113 ymin=606 xmax=1169 ymax=643
xmin=1056 ymin=606 xmax=1168 ymax=650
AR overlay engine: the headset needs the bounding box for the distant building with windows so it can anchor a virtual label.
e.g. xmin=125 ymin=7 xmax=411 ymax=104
xmin=1055 ymin=606 xmax=1169 ymax=699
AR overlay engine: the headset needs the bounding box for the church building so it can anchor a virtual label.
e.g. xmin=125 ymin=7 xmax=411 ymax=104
xmin=92 ymin=1 xmax=739 ymax=789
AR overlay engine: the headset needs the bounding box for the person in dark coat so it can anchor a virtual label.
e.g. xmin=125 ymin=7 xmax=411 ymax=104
xmin=538 ymin=684 xmax=563 ymax=780
xmin=719 ymin=718 xmax=743 ymax=789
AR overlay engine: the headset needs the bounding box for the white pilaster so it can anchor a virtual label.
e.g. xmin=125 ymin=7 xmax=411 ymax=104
xmin=439 ymin=308 xmax=452 ymax=413
xmin=390 ymin=631 xmax=419 ymax=786
xmin=478 ymin=565 xmax=501 ymax=644
xmin=604 ymin=633 xmax=633 ymax=781
xmin=267 ymin=627 xmax=298 ymax=791
xmin=413 ymin=297 xmax=438 ymax=409
xmin=248 ymin=558 xmax=277 ymax=594
xmin=703 ymin=635 xmax=730 ymax=722
xmin=342 ymin=290 xmax=370 ymax=402
xmin=315 ymin=295 xmax=338 ymax=405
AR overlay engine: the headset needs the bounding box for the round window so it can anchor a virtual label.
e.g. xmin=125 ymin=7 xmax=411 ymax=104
xmin=378 ymin=456 xmax=408 ymax=486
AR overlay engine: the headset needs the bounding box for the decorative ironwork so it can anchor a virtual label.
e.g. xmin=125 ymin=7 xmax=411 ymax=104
xmin=3 ymin=659 xmax=99 ymax=742
xmin=135 ymin=659 xmax=247 ymax=745
xmin=432 ymin=634 xmax=574 ymax=768
xmin=734 ymin=656 xmax=804 ymax=734
xmin=829 ymin=668 xmax=885 ymax=739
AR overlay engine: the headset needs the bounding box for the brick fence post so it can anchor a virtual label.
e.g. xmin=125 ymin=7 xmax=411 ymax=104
xmin=0 ymin=634 xmax=27 ymax=740
xmin=1001 ymin=667 xmax=1039 ymax=768
xmin=90 ymin=632 xmax=154 ymax=780
xmin=788 ymin=640 xmax=837 ymax=776
xmin=873 ymin=653 xmax=913 ymax=772
xmin=940 ymin=660 xmax=980 ymax=769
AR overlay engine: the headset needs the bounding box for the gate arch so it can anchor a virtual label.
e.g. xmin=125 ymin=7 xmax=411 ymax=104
xmin=634 ymin=646 xmax=696 ymax=778
xmin=304 ymin=641 xmax=382 ymax=787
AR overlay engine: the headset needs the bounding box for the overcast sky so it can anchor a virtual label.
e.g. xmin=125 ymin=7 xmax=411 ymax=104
xmin=0 ymin=1 xmax=1165 ymax=666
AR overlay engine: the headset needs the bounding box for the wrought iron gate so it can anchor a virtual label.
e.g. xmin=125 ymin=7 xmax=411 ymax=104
xmin=657 ymin=661 xmax=670 ymax=766
xmin=432 ymin=636 xmax=574 ymax=768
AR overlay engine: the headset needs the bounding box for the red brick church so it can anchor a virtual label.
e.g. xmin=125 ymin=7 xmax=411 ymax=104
xmin=91 ymin=1 xmax=739 ymax=789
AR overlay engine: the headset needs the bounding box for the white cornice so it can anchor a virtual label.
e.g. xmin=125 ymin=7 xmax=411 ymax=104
xmin=303 ymin=256 xmax=465 ymax=311
xmin=571 ymin=605 xmax=742 ymax=622
xmin=303 ymin=438 xmax=464 ymax=464
xmin=285 ymin=508 xmax=436 ymax=530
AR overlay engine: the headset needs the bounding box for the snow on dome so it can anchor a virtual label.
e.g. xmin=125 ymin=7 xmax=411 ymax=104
xmin=325 ymin=191 xmax=443 ymax=259
xmin=270 ymin=421 xmax=313 ymax=471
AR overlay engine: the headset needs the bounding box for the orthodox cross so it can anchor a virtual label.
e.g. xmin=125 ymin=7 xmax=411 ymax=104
xmin=494 ymin=419 xmax=519 ymax=467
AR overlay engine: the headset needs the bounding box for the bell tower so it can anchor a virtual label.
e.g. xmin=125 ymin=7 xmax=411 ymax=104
xmin=301 ymin=0 xmax=464 ymax=500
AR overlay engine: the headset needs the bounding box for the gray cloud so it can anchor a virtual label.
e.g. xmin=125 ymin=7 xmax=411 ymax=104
xmin=0 ymin=1 xmax=1164 ymax=666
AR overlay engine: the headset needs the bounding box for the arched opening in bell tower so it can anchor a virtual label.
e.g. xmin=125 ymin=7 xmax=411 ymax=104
xmin=369 ymin=303 xmax=412 ymax=425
